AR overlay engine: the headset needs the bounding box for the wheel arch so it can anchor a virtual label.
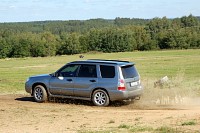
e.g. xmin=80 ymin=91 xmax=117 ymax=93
xmin=91 ymin=88 xmax=110 ymax=100
xmin=32 ymin=82 xmax=48 ymax=96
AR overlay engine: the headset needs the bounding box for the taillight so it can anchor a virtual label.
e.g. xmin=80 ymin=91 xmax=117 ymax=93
xmin=118 ymin=79 xmax=126 ymax=91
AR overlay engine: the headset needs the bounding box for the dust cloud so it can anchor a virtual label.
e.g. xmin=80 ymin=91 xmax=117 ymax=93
xmin=124 ymin=77 xmax=200 ymax=110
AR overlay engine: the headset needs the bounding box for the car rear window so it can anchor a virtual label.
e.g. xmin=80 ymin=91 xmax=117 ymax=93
xmin=100 ymin=65 xmax=115 ymax=78
xmin=121 ymin=65 xmax=139 ymax=79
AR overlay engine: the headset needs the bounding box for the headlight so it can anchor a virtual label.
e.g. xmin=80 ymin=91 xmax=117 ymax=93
xmin=26 ymin=78 xmax=30 ymax=82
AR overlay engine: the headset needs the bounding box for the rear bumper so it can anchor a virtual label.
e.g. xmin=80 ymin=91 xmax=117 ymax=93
xmin=109 ymin=85 xmax=143 ymax=101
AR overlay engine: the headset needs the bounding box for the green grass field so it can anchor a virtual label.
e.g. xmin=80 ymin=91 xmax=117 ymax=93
xmin=0 ymin=49 xmax=199 ymax=94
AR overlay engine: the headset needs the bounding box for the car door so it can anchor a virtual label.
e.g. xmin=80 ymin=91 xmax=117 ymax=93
xmin=49 ymin=64 xmax=80 ymax=96
xmin=73 ymin=64 xmax=98 ymax=98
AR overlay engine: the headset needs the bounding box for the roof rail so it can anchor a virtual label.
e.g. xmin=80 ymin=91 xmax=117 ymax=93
xmin=88 ymin=59 xmax=129 ymax=63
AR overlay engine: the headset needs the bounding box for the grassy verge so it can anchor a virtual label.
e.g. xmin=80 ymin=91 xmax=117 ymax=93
xmin=0 ymin=49 xmax=199 ymax=94
xmin=78 ymin=124 xmax=195 ymax=133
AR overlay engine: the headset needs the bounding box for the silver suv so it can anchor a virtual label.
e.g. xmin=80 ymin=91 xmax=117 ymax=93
xmin=25 ymin=59 xmax=143 ymax=106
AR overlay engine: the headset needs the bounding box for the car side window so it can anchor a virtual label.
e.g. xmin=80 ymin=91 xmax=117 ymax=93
xmin=78 ymin=64 xmax=97 ymax=78
xmin=100 ymin=65 xmax=115 ymax=78
xmin=59 ymin=64 xmax=79 ymax=77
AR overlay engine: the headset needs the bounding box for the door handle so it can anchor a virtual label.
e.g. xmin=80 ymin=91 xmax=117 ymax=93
xmin=67 ymin=79 xmax=72 ymax=82
xmin=90 ymin=80 xmax=96 ymax=82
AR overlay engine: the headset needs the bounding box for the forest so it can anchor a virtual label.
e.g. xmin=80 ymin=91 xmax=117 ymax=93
xmin=0 ymin=14 xmax=199 ymax=58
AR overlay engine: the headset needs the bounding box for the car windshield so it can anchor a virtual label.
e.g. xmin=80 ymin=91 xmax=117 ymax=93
xmin=121 ymin=65 xmax=139 ymax=79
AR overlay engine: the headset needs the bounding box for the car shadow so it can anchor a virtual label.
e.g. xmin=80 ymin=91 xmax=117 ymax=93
xmin=15 ymin=96 xmax=129 ymax=107
xmin=48 ymin=97 xmax=94 ymax=106
xmin=15 ymin=96 xmax=35 ymax=102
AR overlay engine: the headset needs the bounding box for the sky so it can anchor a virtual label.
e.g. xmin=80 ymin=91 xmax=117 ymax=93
xmin=0 ymin=0 xmax=199 ymax=22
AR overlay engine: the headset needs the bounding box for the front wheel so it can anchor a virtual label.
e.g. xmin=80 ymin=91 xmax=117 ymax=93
xmin=33 ymin=85 xmax=48 ymax=103
xmin=92 ymin=89 xmax=109 ymax=106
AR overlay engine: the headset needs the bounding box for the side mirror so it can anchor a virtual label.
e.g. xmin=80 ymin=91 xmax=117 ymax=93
xmin=58 ymin=76 xmax=64 ymax=80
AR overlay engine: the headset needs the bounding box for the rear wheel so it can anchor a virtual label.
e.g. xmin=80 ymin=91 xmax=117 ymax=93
xmin=33 ymin=85 xmax=48 ymax=103
xmin=92 ymin=89 xmax=109 ymax=106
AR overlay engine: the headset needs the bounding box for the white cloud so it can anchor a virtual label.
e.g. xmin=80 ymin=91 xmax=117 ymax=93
xmin=9 ymin=5 xmax=16 ymax=8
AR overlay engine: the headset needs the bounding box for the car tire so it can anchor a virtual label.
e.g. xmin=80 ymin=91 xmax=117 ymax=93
xmin=92 ymin=89 xmax=109 ymax=106
xmin=33 ymin=85 xmax=48 ymax=103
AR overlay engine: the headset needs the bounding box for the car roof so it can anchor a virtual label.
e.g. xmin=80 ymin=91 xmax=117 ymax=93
xmin=70 ymin=59 xmax=135 ymax=66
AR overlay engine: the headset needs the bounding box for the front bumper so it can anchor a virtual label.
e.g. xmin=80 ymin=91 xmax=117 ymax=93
xmin=25 ymin=81 xmax=32 ymax=94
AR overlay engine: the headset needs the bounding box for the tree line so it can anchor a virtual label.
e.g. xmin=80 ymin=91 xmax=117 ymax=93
xmin=0 ymin=15 xmax=199 ymax=58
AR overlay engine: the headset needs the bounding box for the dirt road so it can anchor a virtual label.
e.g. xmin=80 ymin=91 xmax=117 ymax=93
xmin=0 ymin=94 xmax=200 ymax=133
